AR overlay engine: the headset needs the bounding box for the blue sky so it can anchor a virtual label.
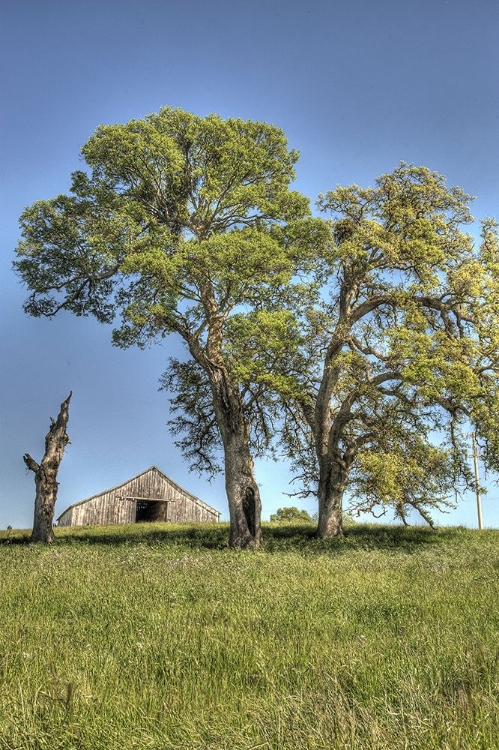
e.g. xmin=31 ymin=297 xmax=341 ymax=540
xmin=1 ymin=0 xmax=498 ymax=530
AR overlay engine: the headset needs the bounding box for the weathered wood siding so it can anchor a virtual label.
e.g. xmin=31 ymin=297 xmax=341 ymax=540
xmin=57 ymin=466 xmax=220 ymax=526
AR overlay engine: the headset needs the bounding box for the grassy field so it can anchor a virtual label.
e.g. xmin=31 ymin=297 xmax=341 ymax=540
xmin=0 ymin=522 xmax=498 ymax=749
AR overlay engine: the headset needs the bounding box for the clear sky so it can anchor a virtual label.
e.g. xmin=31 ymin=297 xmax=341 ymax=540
xmin=1 ymin=0 xmax=498 ymax=530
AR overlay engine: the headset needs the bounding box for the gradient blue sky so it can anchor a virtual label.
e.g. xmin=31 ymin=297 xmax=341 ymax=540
xmin=1 ymin=0 xmax=498 ymax=530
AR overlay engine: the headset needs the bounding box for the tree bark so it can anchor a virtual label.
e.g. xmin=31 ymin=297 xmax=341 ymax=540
xmin=224 ymin=431 xmax=263 ymax=549
xmin=316 ymin=456 xmax=345 ymax=538
xmin=24 ymin=392 xmax=72 ymax=543
xmin=312 ymin=333 xmax=349 ymax=538
xmin=209 ymin=368 xmax=263 ymax=549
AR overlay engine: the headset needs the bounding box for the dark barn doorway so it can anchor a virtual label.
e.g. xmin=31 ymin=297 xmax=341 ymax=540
xmin=135 ymin=500 xmax=168 ymax=522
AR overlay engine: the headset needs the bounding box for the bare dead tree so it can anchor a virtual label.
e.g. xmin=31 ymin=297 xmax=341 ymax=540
xmin=24 ymin=392 xmax=72 ymax=543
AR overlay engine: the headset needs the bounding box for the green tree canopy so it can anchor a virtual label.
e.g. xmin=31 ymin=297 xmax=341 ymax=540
xmin=15 ymin=113 xmax=499 ymax=542
xmin=14 ymin=107 xmax=324 ymax=548
xmin=276 ymin=164 xmax=499 ymax=535
xmin=269 ymin=506 xmax=314 ymax=523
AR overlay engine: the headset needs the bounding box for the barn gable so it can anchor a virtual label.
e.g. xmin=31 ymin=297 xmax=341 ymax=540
xmin=56 ymin=466 xmax=221 ymax=527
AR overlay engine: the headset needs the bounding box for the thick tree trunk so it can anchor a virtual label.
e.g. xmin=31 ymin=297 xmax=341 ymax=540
xmin=24 ymin=392 xmax=72 ymax=543
xmin=186 ymin=310 xmax=262 ymax=548
xmin=224 ymin=431 xmax=263 ymax=549
xmin=316 ymin=455 xmax=346 ymax=538
xmin=209 ymin=368 xmax=262 ymax=549
xmin=317 ymin=488 xmax=344 ymax=537
xmin=313 ymin=348 xmax=346 ymax=538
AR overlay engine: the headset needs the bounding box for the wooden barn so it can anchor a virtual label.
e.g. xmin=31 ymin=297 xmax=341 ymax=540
xmin=56 ymin=466 xmax=221 ymax=527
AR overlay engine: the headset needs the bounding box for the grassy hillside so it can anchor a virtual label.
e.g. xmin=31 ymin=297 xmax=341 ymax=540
xmin=1 ymin=522 xmax=498 ymax=749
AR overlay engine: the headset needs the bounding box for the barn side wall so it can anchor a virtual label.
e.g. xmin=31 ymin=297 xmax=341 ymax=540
xmin=169 ymin=495 xmax=220 ymax=523
xmin=57 ymin=507 xmax=74 ymax=526
xmin=57 ymin=494 xmax=135 ymax=526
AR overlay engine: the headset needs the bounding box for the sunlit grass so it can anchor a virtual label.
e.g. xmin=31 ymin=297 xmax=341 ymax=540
xmin=1 ymin=522 xmax=498 ymax=748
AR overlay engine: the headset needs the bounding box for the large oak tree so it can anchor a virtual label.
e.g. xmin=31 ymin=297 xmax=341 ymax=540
xmin=14 ymin=107 xmax=318 ymax=548
xmin=285 ymin=164 xmax=499 ymax=536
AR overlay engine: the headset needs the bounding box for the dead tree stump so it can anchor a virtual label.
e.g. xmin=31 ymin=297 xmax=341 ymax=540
xmin=24 ymin=392 xmax=72 ymax=543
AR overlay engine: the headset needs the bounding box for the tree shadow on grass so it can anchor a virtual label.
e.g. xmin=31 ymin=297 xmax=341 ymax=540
xmin=260 ymin=521 xmax=460 ymax=555
xmin=1 ymin=520 xmax=476 ymax=554
xmin=52 ymin=523 xmax=231 ymax=550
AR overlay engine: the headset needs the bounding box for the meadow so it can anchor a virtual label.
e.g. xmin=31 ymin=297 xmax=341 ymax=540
xmin=0 ymin=522 xmax=498 ymax=749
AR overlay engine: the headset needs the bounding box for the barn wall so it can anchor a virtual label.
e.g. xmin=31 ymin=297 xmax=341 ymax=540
xmin=169 ymin=495 xmax=221 ymax=523
xmin=57 ymin=507 xmax=73 ymax=526
xmin=57 ymin=467 xmax=220 ymax=526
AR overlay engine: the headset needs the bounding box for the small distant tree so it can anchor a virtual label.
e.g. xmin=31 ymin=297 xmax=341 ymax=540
xmin=270 ymin=506 xmax=313 ymax=523
xmin=24 ymin=392 xmax=72 ymax=543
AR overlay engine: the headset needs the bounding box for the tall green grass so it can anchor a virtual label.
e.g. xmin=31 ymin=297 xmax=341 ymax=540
xmin=1 ymin=522 xmax=498 ymax=748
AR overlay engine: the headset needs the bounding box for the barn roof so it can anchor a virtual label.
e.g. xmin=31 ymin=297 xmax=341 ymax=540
xmin=56 ymin=465 xmax=220 ymax=521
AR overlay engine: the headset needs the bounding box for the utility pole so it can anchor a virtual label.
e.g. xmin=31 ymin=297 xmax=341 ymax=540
xmin=471 ymin=432 xmax=484 ymax=530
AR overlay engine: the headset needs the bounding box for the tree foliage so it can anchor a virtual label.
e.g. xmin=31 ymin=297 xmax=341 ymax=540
xmin=269 ymin=506 xmax=314 ymax=523
xmin=275 ymin=164 xmax=499 ymax=535
xmin=14 ymin=109 xmax=499 ymax=539
xmin=14 ymin=107 xmax=324 ymax=548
